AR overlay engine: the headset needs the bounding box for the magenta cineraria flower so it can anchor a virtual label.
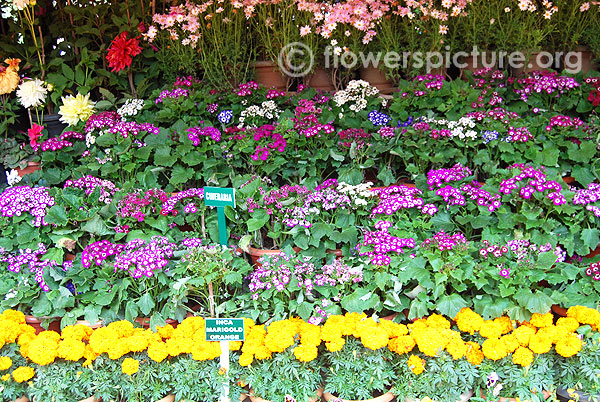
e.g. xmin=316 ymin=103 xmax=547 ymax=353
xmin=118 ymin=189 xmax=169 ymax=222
xmin=161 ymin=188 xmax=204 ymax=215
xmin=499 ymin=164 xmax=566 ymax=206
xmin=359 ymin=221 xmax=416 ymax=266
xmin=427 ymin=163 xmax=472 ymax=190
xmin=499 ymin=267 xmax=511 ymax=278
xmin=251 ymin=124 xmax=286 ymax=161
xmin=422 ymin=231 xmax=468 ymax=252
xmin=186 ymin=125 xmax=221 ymax=144
xmin=0 ymin=186 xmax=55 ymax=227
xmin=64 ymin=176 xmax=119 ymax=204
xmin=34 ymin=131 xmax=85 ymax=152
xmin=155 ymin=88 xmax=189 ymax=104
xmin=85 ymin=111 xmax=159 ymax=138
xmin=514 ymin=71 xmax=579 ymax=102
xmin=1 ymin=243 xmax=65 ymax=292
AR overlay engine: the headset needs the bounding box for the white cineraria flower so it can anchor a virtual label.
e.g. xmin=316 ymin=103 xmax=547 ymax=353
xmin=85 ymin=133 xmax=96 ymax=148
xmin=6 ymin=169 xmax=21 ymax=186
xmin=117 ymin=98 xmax=145 ymax=117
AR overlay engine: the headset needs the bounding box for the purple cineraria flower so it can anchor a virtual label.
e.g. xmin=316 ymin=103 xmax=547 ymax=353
xmin=186 ymin=126 xmax=221 ymax=145
xmin=0 ymin=186 xmax=55 ymax=227
xmin=0 ymin=243 xmax=63 ymax=292
xmin=64 ymin=176 xmax=119 ymax=204
xmin=427 ymin=163 xmax=472 ymax=190
xmin=85 ymin=111 xmax=159 ymax=138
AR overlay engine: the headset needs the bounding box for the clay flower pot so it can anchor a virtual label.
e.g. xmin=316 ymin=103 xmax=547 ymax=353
xmin=253 ymin=61 xmax=288 ymax=91
xmin=16 ymin=161 xmax=41 ymax=177
xmin=249 ymin=387 xmax=323 ymax=402
xmin=323 ymin=390 xmax=395 ymax=402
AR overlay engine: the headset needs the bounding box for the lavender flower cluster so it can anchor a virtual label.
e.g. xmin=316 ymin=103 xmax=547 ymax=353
xmin=0 ymin=243 xmax=60 ymax=292
xmin=155 ymin=88 xmax=189 ymax=104
xmin=186 ymin=125 xmax=222 ymax=144
xmin=114 ymin=236 xmax=176 ymax=278
xmin=573 ymin=183 xmax=600 ymax=218
xmin=0 ymin=186 xmax=54 ymax=227
xmin=359 ymin=220 xmax=416 ymax=266
xmin=117 ymin=189 xmax=169 ymax=222
xmin=427 ymin=163 xmax=473 ymax=190
xmin=85 ymin=111 xmax=159 ymax=139
xmin=499 ymin=164 xmax=566 ymax=206
xmin=372 ymin=185 xmax=437 ymax=216
xmin=64 ymin=176 xmax=118 ymax=204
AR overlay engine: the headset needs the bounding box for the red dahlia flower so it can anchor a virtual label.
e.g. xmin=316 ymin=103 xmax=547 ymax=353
xmin=106 ymin=32 xmax=142 ymax=73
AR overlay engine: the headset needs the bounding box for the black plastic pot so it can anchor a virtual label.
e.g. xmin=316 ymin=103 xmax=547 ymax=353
xmin=557 ymin=387 xmax=599 ymax=402
xmin=33 ymin=113 xmax=68 ymax=138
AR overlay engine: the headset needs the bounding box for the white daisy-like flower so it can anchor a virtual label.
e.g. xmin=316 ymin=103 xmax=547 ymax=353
xmin=6 ymin=169 xmax=21 ymax=186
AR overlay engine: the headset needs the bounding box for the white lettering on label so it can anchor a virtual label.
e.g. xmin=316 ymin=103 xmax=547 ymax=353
xmin=207 ymin=193 xmax=232 ymax=202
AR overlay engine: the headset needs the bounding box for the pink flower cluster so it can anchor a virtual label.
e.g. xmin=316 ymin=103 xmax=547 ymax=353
xmin=427 ymin=163 xmax=472 ymax=190
xmin=466 ymin=107 xmax=520 ymax=124
xmin=460 ymin=182 xmax=502 ymax=212
xmin=35 ymin=131 xmax=85 ymax=152
xmin=85 ymin=112 xmax=159 ymax=138
xmin=573 ymin=183 xmax=600 ymax=218
xmin=338 ymin=128 xmax=371 ymax=149
xmin=359 ymin=220 xmax=416 ymax=266
xmin=247 ymin=184 xmax=309 ymax=215
xmin=251 ymin=124 xmax=286 ymax=161
xmin=186 ymin=125 xmax=222 ymax=144
xmin=266 ymin=89 xmax=285 ymax=99
xmin=499 ymin=164 xmax=566 ymax=205
xmin=506 ymin=126 xmax=533 ymax=142
xmin=378 ymin=126 xmax=396 ymax=138
xmin=513 ymin=71 xmax=579 ymax=102
xmin=64 ymin=176 xmax=118 ymax=204
xmin=292 ymin=99 xmax=334 ymax=138
xmin=422 ymin=230 xmax=468 ymax=252
xmin=372 ymin=185 xmax=437 ymax=216
xmin=413 ymin=74 xmax=445 ymax=90
xmin=315 ymin=258 xmax=362 ymax=286
xmin=174 ymin=76 xmax=198 ymax=87
xmin=545 ymin=115 xmax=584 ymax=132
xmin=479 ymin=239 xmax=566 ymax=264
xmin=161 ymin=188 xmax=205 ymax=215
xmin=118 ymin=189 xmax=169 ymax=222
xmin=82 ymin=239 xmax=125 ymax=268
xmin=0 ymin=186 xmax=54 ymax=227
xmin=236 ymin=81 xmax=260 ymax=97
xmin=248 ymin=252 xmax=316 ymax=296
xmin=586 ymin=261 xmax=600 ymax=281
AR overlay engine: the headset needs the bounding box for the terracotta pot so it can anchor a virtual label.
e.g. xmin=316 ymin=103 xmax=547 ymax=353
xmin=134 ymin=317 xmax=180 ymax=329
xmin=250 ymin=387 xmax=323 ymax=402
xmin=155 ymin=395 xmax=175 ymax=402
xmin=11 ymin=397 xmax=30 ymax=402
xmin=512 ymin=52 xmax=554 ymax=76
xmin=65 ymin=253 xmax=77 ymax=262
xmin=16 ymin=161 xmax=41 ymax=177
xmin=323 ymin=390 xmax=394 ymax=402
xmin=246 ymin=246 xmax=301 ymax=268
xmin=381 ymin=313 xmax=398 ymax=321
xmin=562 ymin=176 xmax=576 ymax=185
xmin=75 ymin=319 xmax=103 ymax=329
xmin=460 ymin=55 xmax=497 ymax=79
xmin=406 ymin=389 xmax=473 ymax=402
xmin=304 ymin=67 xmax=335 ymax=91
xmin=359 ymin=66 xmax=395 ymax=94
xmin=551 ymin=304 xmax=568 ymax=318
xmin=253 ymin=61 xmax=287 ymax=91
xmin=563 ymin=47 xmax=598 ymax=74
xmin=25 ymin=315 xmax=61 ymax=335
xmin=77 ymin=397 xmax=101 ymax=402
xmin=326 ymin=249 xmax=343 ymax=259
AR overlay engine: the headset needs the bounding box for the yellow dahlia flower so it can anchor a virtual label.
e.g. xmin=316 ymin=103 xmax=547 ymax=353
xmin=58 ymin=93 xmax=96 ymax=126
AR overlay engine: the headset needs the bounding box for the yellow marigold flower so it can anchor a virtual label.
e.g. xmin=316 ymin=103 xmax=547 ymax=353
xmin=1 ymin=310 xmax=25 ymax=324
xmin=567 ymin=306 xmax=600 ymax=330
xmin=229 ymin=341 xmax=242 ymax=351
xmin=530 ymin=312 xmax=553 ymax=328
xmin=57 ymin=339 xmax=86 ymax=361
xmin=538 ymin=325 xmax=567 ymax=344
xmin=26 ymin=335 xmax=59 ymax=365
xmin=465 ymin=342 xmax=484 ymax=366
xmin=501 ymin=334 xmax=520 ymax=353
xmin=494 ymin=316 xmax=514 ymax=335
xmin=556 ymin=317 xmax=579 ymax=333
xmin=126 ymin=333 xmax=151 ymax=352
xmin=326 ymin=338 xmax=345 ymax=353
xmin=293 ymin=344 xmax=318 ymax=362
xmin=0 ymin=319 xmax=22 ymax=343
xmin=482 ymin=338 xmax=508 ymax=360
xmin=408 ymin=354 xmax=425 ymax=375
xmin=157 ymin=324 xmax=174 ymax=339
xmin=299 ymin=322 xmax=321 ymax=347
xmin=454 ymin=308 xmax=484 ymax=335
xmin=12 ymin=366 xmax=34 ymax=383
xmin=0 ymin=356 xmax=12 ymax=370
xmin=412 ymin=327 xmax=450 ymax=357
xmin=447 ymin=338 xmax=467 ymax=360
xmin=239 ymin=353 xmax=254 ymax=366
xmin=513 ymin=325 xmax=536 ymax=347
xmin=166 ymin=336 xmax=191 ymax=357
xmin=388 ymin=335 xmax=416 ymax=355
xmin=83 ymin=344 xmax=98 ymax=362
xmin=426 ymin=314 xmax=451 ymax=329
xmin=555 ymin=333 xmax=583 ymax=358
xmin=61 ymin=325 xmax=93 ymax=342
xmin=107 ymin=340 xmax=130 ymax=360
xmin=379 ymin=320 xmax=408 ymax=338
xmin=512 ymin=346 xmax=534 ymax=367
xmin=191 ymin=340 xmax=221 ymax=361
xmin=147 ymin=341 xmax=169 ymax=363
xmin=1 ymin=373 xmax=9 ymax=381
xmin=359 ymin=324 xmax=389 ymax=350
xmin=121 ymin=357 xmax=139 ymax=376
xmin=265 ymin=320 xmax=298 ymax=353
xmin=480 ymin=320 xmax=503 ymax=339
xmin=254 ymin=345 xmax=272 ymax=360
xmin=106 ymin=321 xmax=134 ymax=338
xmin=528 ymin=333 xmax=553 ymax=354
xmin=408 ymin=319 xmax=428 ymax=332
xmin=18 ymin=331 xmax=37 ymax=347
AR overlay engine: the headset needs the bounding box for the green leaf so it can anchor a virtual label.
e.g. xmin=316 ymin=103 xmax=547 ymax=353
xmin=296 ymin=302 xmax=313 ymax=321
xmin=537 ymin=251 xmax=558 ymax=270
xmin=82 ymin=215 xmax=110 ymax=236
xmin=138 ymin=293 xmax=155 ymax=316
xmin=45 ymin=205 xmax=69 ymax=226
xmin=514 ymin=289 xmax=554 ymax=313
xmin=155 ymin=146 xmax=176 ymax=167
xmin=582 ymin=228 xmax=600 ymax=251
xmin=435 ymin=294 xmax=467 ymax=318
xmin=170 ymin=165 xmax=194 ymax=186
xmin=341 ymin=288 xmax=380 ymax=313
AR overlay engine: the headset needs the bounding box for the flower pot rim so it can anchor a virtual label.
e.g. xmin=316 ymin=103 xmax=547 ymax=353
xmin=323 ymin=390 xmax=395 ymax=402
